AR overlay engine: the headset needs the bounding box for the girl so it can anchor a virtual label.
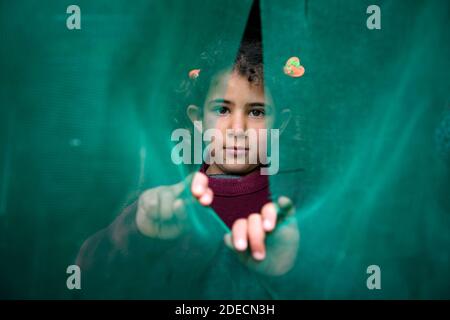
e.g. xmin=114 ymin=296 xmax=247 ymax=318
xmin=137 ymin=40 xmax=298 ymax=262
xmin=77 ymin=40 xmax=300 ymax=299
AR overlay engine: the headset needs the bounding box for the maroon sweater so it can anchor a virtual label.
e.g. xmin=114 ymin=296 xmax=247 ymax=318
xmin=200 ymin=164 xmax=271 ymax=228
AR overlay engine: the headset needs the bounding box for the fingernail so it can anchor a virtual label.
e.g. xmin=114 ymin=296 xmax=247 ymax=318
xmin=253 ymin=251 xmax=265 ymax=261
xmin=201 ymin=193 xmax=211 ymax=204
xmin=234 ymin=239 xmax=247 ymax=251
xmin=263 ymin=219 xmax=273 ymax=230
xmin=224 ymin=234 xmax=232 ymax=245
xmin=194 ymin=185 xmax=204 ymax=194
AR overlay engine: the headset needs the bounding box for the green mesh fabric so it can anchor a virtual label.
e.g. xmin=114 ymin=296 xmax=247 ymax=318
xmin=0 ymin=0 xmax=449 ymax=299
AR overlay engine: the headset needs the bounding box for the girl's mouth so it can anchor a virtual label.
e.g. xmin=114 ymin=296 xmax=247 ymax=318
xmin=224 ymin=146 xmax=249 ymax=156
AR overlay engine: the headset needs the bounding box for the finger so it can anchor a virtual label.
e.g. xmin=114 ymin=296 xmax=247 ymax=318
xmin=158 ymin=188 xmax=184 ymax=239
xmin=231 ymin=218 xmax=248 ymax=251
xmin=198 ymin=187 xmax=213 ymax=206
xmin=155 ymin=197 xmax=186 ymax=239
xmin=159 ymin=187 xmax=176 ymax=221
xmin=261 ymin=202 xmax=277 ymax=232
xmin=223 ymin=233 xmax=233 ymax=249
xmin=276 ymin=196 xmax=295 ymax=219
xmin=136 ymin=192 xmax=160 ymax=237
xmin=139 ymin=187 xmax=161 ymax=221
xmin=172 ymin=198 xmax=187 ymax=220
xmin=278 ymin=196 xmax=294 ymax=210
xmin=191 ymin=172 xmax=209 ymax=199
xmin=171 ymin=177 xmax=190 ymax=199
xmin=247 ymin=213 xmax=266 ymax=261
xmin=169 ymin=174 xmax=196 ymax=209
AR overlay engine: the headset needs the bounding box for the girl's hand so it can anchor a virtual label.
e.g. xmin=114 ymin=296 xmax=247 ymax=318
xmin=224 ymin=196 xmax=300 ymax=275
xmin=136 ymin=173 xmax=300 ymax=275
xmin=136 ymin=172 xmax=212 ymax=239
xmin=189 ymin=172 xmax=214 ymax=206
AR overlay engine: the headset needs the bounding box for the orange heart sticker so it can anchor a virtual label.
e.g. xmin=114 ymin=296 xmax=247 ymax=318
xmin=283 ymin=57 xmax=305 ymax=78
xmin=189 ymin=69 xmax=201 ymax=79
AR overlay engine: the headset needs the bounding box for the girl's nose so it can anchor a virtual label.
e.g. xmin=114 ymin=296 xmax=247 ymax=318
xmin=229 ymin=111 xmax=247 ymax=132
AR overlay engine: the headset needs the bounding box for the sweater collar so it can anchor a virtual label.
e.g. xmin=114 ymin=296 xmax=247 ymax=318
xmin=200 ymin=164 xmax=269 ymax=196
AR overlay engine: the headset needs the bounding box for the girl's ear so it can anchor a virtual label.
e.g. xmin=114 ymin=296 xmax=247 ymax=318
xmin=186 ymin=104 xmax=202 ymax=131
xmin=279 ymin=108 xmax=292 ymax=135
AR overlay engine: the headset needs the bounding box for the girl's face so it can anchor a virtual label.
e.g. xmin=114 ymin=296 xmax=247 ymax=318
xmin=200 ymin=71 xmax=275 ymax=175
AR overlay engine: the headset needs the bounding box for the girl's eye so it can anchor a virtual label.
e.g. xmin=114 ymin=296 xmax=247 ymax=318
xmin=249 ymin=109 xmax=265 ymax=118
xmin=213 ymin=106 xmax=230 ymax=116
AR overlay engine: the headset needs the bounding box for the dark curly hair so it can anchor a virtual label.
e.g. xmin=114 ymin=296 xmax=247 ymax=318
xmin=174 ymin=39 xmax=264 ymax=128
